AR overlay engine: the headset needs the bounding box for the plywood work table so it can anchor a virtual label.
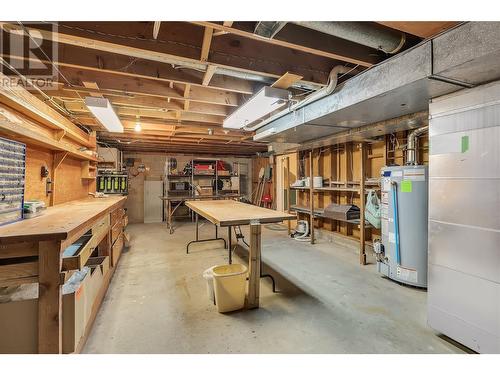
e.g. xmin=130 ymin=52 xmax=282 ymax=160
xmin=159 ymin=194 xmax=241 ymax=234
xmin=185 ymin=200 xmax=295 ymax=309
xmin=0 ymin=195 xmax=127 ymax=354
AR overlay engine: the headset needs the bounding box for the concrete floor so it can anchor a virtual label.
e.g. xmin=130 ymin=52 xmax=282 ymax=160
xmin=83 ymin=221 xmax=466 ymax=354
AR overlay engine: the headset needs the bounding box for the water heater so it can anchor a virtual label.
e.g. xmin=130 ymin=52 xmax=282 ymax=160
xmin=377 ymin=165 xmax=428 ymax=287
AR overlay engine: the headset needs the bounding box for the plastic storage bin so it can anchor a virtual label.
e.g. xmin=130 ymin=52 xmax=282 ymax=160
xmin=212 ymin=264 xmax=248 ymax=313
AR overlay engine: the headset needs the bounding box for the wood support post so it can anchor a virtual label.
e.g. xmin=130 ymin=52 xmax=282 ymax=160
xmin=246 ymin=223 xmax=261 ymax=309
xmin=38 ymin=240 xmax=63 ymax=354
xmin=286 ymin=156 xmax=291 ymax=235
xmin=359 ymin=142 xmax=367 ymax=265
xmin=309 ymin=149 xmax=314 ymax=244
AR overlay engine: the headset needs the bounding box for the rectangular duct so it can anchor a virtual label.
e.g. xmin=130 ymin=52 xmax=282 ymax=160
xmin=255 ymin=22 xmax=500 ymax=147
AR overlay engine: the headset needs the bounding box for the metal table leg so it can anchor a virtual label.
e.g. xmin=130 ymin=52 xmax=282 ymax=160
xmin=186 ymin=213 xmax=227 ymax=253
xmin=228 ymin=226 xmax=232 ymax=264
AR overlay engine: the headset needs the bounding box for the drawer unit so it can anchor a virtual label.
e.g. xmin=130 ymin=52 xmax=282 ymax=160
xmin=62 ymin=215 xmax=110 ymax=271
xmin=0 ymin=137 xmax=26 ymax=226
xmin=110 ymin=207 xmax=124 ymax=227
xmin=111 ymin=220 xmax=122 ymax=245
xmin=92 ymin=214 xmax=110 ymax=243
xmin=111 ymin=232 xmax=124 ymax=267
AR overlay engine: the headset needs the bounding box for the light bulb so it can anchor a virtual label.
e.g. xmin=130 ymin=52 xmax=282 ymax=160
xmin=134 ymin=122 xmax=142 ymax=132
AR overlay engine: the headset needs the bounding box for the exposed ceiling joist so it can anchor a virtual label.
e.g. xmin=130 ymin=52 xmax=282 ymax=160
xmin=1 ymin=22 xmax=324 ymax=90
xmin=202 ymin=65 xmax=218 ymax=86
xmin=213 ymin=21 xmax=234 ymax=37
xmin=376 ymin=21 xmax=459 ymax=39
xmin=152 ymin=21 xmax=161 ymax=39
xmin=200 ymin=27 xmax=214 ymax=62
xmin=50 ymin=68 xmax=241 ymax=107
xmin=191 ymin=21 xmax=374 ymax=67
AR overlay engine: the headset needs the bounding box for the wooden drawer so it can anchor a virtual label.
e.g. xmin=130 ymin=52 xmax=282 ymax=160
xmin=91 ymin=214 xmax=110 ymax=245
xmin=111 ymin=232 xmax=123 ymax=267
xmin=110 ymin=207 xmax=125 ymax=227
xmin=62 ymin=234 xmax=94 ymax=271
xmin=111 ymin=219 xmax=122 ymax=245
xmin=62 ymin=215 xmax=110 ymax=271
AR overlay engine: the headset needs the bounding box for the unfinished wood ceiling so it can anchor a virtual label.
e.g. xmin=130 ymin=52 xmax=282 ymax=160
xmin=0 ymin=21 xmax=458 ymax=155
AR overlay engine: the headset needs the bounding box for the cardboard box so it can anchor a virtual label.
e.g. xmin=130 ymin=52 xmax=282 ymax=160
xmin=0 ymin=270 xmax=90 ymax=354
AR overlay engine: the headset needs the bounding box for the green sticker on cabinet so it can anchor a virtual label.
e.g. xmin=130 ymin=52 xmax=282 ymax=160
xmin=461 ymin=135 xmax=469 ymax=153
xmin=401 ymin=180 xmax=412 ymax=193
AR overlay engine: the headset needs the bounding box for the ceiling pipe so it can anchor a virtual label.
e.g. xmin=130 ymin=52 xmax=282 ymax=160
xmin=215 ymin=67 xmax=322 ymax=91
xmin=406 ymin=125 xmax=428 ymax=165
xmin=254 ymin=21 xmax=288 ymax=39
xmin=244 ymin=65 xmax=352 ymax=132
xmin=292 ymin=21 xmax=406 ymax=54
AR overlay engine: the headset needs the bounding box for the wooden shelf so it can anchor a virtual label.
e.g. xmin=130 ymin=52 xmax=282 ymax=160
xmin=290 ymin=205 xmax=372 ymax=227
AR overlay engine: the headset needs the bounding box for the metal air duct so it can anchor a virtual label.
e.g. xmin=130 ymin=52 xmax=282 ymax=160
xmin=292 ymin=21 xmax=406 ymax=54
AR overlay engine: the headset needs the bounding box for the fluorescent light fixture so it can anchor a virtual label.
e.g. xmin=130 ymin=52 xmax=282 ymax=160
xmin=253 ymin=127 xmax=277 ymax=141
xmin=223 ymin=86 xmax=290 ymax=129
xmin=84 ymin=97 xmax=123 ymax=133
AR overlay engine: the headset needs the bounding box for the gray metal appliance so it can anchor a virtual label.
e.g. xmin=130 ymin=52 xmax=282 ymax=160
xmin=377 ymin=165 xmax=428 ymax=288
xmin=427 ymin=81 xmax=500 ymax=353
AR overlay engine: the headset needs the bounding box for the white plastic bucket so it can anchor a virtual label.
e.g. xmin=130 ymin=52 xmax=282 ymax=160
xmin=202 ymin=266 xmax=216 ymax=304
xmin=212 ymin=264 xmax=248 ymax=313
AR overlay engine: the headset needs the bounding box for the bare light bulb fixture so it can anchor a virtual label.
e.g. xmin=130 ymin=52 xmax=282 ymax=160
xmin=134 ymin=120 xmax=142 ymax=132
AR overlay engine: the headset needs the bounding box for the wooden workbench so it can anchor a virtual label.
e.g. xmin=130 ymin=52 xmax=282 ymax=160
xmin=185 ymin=200 xmax=294 ymax=309
xmin=0 ymin=195 xmax=127 ymax=353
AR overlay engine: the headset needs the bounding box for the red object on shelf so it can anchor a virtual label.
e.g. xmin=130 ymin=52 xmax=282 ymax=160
xmin=194 ymin=164 xmax=211 ymax=170
xmin=216 ymin=160 xmax=226 ymax=171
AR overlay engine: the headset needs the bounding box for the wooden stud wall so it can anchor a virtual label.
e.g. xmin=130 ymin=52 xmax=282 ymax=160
xmin=291 ymin=132 xmax=429 ymax=248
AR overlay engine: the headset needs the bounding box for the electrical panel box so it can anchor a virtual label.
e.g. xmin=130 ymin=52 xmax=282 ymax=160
xmin=0 ymin=137 xmax=26 ymax=226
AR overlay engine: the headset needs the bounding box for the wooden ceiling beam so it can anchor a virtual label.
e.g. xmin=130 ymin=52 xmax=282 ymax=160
xmin=116 ymin=144 xmax=262 ymax=156
xmin=192 ymin=21 xmax=374 ymax=68
xmin=50 ymin=93 xmax=230 ymax=117
xmin=51 ymin=67 xmax=241 ymax=107
xmin=376 ymin=21 xmax=459 ymax=39
xmin=152 ymin=21 xmax=161 ymax=40
xmin=200 ymin=27 xmax=214 ymax=62
xmin=2 ymin=22 xmax=334 ymax=87
xmin=100 ymin=133 xmax=260 ymax=145
xmin=66 ymin=103 xmax=224 ymax=124
xmin=2 ymin=50 xmax=254 ymax=95
xmin=202 ymin=65 xmax=218 ymax=86
xmin=1 ymin=22 xmax=324 ymax=89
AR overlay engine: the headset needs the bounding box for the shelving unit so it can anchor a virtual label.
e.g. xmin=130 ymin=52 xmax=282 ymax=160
xmin=164 ymin=158 xmax=242 ymax=233
xmin=287 ymin=143 xmax=376 ymax=265
xmin=81 ymin=161 xmax=97 ymax=180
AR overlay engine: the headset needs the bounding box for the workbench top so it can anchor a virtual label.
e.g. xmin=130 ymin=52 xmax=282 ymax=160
xmin=0 ymin=196 xmax=126 ymax=245
xmin=186 ymin=200 xmax=295 ymax=227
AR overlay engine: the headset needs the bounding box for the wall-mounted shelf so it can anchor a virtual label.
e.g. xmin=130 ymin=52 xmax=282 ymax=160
xmin=81 ymin=161 xmax=97 ymax=180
